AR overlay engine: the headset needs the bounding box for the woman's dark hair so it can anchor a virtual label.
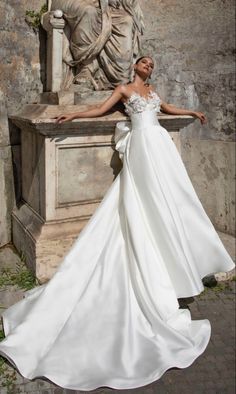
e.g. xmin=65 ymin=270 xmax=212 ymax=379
xmin=135 ymin=56 xmax=154 ymax=65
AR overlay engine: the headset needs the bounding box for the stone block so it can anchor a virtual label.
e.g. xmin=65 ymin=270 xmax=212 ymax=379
xmin=74 ymin=89 xmax=113 ymax=105
xmin=0 ymin=146 xmax=15 ymax=246
xmin=0 ymin=286 xmax=25 ymax=312
xmin=0 ymin=98 xmax=9 ymax=147
xmin=11 ymin=144 xmax=21 ymax=204
xmin=40 ymin=91 xmax=74 ymax=105
xmin=8 ymin=119 xmax=21 ymax=146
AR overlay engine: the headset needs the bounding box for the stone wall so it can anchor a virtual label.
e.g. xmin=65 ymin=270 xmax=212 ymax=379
xmin=0 ymin=0 xmax=46 ymax=245
xmin=181 ymin=139 xmax=235 ymax=235
xmin=141 ymin=0 xmax=235 ymax=141
xmin=0 ymin=0 xmax=235 ymax=246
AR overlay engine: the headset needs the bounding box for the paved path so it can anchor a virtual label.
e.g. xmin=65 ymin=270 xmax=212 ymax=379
xmin=0 ymin=240 xmax=235 ymax=394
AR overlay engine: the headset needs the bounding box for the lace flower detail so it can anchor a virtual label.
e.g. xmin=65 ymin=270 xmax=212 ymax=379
xmin=124 ymin=91 xmax=161 ymax=116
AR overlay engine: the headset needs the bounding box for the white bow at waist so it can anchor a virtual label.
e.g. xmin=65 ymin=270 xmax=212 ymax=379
xmin=114 ymin=121 xmax=132 ymax=161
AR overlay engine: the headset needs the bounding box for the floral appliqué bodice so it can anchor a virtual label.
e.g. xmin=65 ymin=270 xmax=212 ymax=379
xmin=124 ymin=91 xmax=162 ymax=116
xmin=115 ymin=91 xmax=161 ymax=161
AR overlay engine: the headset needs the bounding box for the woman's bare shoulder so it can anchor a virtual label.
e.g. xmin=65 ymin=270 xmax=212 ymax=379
xmin=112 ymin=84 xmax=134 ymax=102
xmin=115 ymin=83 xmax=133 ymax=94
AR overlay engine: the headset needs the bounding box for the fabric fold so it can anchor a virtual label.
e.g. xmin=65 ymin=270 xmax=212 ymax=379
xmin=0 ymin=100 xmax=234 ymax=390
xmin=114 ymin=121 xmax=132 ymax=161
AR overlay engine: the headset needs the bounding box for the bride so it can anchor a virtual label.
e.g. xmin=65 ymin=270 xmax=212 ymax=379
xmin=0 ymin=56 xmax=235 ymax=391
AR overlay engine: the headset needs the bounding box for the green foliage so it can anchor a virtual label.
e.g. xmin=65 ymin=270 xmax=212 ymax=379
xmin=198 ymin=280 xmax=234 ymax=299
xmin=0 ymin=258 xmax=38 ymax=387
xmin=210 ymin=282 xmax=231 ymax=292
xmin=0 ymin=329 xmax=4 ymax=341
xmin=25 ymin=4 xmax=48 ymax=29
xmin=0 ymin=361 xmax=17 ymax=391
xmin=0 ymin=354 xmax=6 ymax=376
xmin=0 ymin=262 xmax=39 ymax=290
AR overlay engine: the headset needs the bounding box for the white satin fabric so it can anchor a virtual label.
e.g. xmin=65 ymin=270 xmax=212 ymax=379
xmin=0 ymin=94 xmax=235 ymax=390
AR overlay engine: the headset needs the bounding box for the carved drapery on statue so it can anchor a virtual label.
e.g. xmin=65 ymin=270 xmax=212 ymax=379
xmin=50 ymin=0 xmax=144 ymax=90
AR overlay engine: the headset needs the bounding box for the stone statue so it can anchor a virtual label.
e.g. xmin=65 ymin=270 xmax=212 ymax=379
xmin=50 ymin=0 xmax=144 ymax=90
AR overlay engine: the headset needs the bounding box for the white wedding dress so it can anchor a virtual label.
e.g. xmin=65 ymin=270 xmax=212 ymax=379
xmin=0 ymin=91 xmax=235 ymax=390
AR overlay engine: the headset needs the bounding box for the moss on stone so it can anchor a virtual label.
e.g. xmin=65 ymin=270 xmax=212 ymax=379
xmin=25 ymin=4 xmax=48 ymax=30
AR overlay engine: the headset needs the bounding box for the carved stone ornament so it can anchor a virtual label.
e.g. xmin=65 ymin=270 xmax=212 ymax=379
xmin=42 ymin=0 xmax=144 ymax=92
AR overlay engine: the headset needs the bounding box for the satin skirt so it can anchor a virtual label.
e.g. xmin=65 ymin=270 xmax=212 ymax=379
xmin=0 ymin=110 xmax=234 ymax=390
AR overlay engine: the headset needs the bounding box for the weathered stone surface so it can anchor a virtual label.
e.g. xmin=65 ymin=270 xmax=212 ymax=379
xmin=0 ymin=96 xmax=10 ymax=147
xmin=0 ymin=285 xmax=25 ymax=310
xmin=0 ymin=98 xmax=13 ymax=246
xmin=215 ymin=231 xmax=236 ymax=280
xmin=181 ymin=138 xmax=236 ymax=235
xmin=0 ymin=244 xmax=22 ymax=274
xmin=0 ymin=245 xmax=25 ymax=315
xmin=0 ymin=1 xmax=45 ymax=246
xmin=0 ymin=146 xmax=15 ymax=246
xmin=41 ymin=10 xmax=66 ymax=92
xmin=40 ymin=91 xmax=74 ymax=105
xmin=0 ymin=1 xmax=46 ymax=112
xmin=141 ymin=0 xmax=235 ymax=141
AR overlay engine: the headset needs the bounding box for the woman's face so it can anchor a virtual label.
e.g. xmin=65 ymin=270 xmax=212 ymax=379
xmin=135 ymin=57 xmax=154 ymax=78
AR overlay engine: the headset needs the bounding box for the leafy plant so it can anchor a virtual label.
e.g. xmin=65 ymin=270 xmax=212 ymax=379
xmin=25 ymin=4 xmax=48 ymax=30
xmin=0 ymin=262 xmax=39 ymax=290
xmin=0 ymin=256 xmax=39 ymax=389
xmin=198 ymin=280 xmax=234 ymax=299
xmin=0 ymin=329 xmax=4 ymax=341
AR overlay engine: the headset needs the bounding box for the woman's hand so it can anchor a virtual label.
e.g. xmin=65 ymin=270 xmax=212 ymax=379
xmin=192 ymin=111 xmax=207 ymax=125
xmin=54 ymin=113 xmax=76 ymax=124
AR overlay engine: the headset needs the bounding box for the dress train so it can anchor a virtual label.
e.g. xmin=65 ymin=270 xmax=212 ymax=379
xmin=0 ymin=92 xmax=234 ymax=390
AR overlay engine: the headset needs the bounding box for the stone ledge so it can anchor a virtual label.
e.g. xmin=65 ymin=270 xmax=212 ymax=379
xmin=9 ymin=104 xmax=195 ymax=135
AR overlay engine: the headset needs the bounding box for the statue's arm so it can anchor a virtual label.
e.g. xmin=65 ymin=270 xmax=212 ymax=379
xmin=54 ymin=85 xmax=126 ymax=123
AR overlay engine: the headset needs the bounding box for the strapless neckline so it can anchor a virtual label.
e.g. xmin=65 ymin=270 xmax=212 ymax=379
xmin=123 ymin=90 xmax=162 ymax=116
xmin=124 ymin=90 xmax=159 ymax=105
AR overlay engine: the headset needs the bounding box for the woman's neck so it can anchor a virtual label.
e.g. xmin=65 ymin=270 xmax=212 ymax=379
xmin=132 ymin=74 xmax=148 ymax=87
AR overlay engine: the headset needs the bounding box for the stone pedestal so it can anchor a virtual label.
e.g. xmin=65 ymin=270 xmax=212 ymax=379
xmin=10 ymin=105 xmax=194 ymax=283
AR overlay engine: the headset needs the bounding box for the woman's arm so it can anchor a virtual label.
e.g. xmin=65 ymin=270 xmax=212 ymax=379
xmin=160 ymin=101 xmax=207 ymax=125
xmin=55 ymin=85 xmax=125 ymax=124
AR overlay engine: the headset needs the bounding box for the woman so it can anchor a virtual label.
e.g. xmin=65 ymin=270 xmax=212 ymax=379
xmin=0 ymin=57 xmax=234 ymax=390
xmin=55 ymin=56 xmax=206 ymax=123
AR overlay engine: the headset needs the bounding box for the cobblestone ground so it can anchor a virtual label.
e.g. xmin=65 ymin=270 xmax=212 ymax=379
xmin=0 ymin=244 xmax=235 ymax=394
